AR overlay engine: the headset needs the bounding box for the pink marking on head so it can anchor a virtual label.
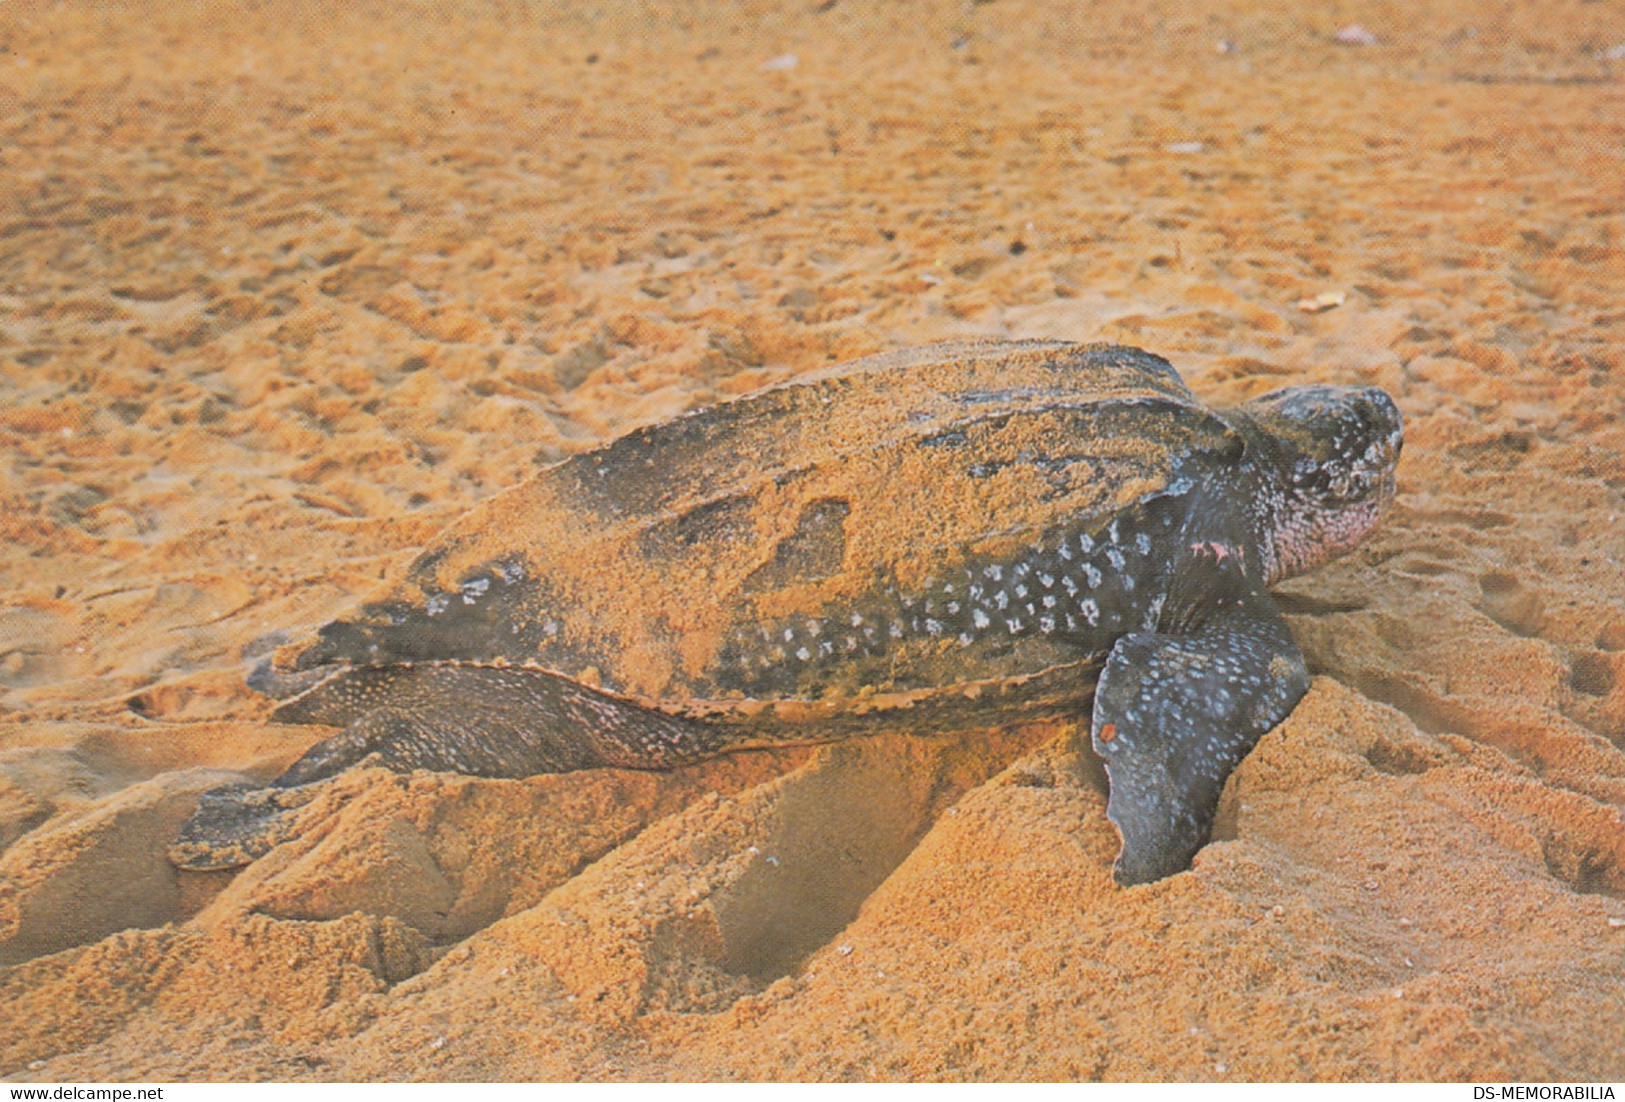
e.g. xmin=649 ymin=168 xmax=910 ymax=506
xmin=1190 ymin=540 xmax=1238 ymax=564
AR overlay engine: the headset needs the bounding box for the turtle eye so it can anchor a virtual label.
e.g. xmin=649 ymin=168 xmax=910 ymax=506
xmin=1293 ymin=461 xmax=1371 ymax=503
xmin=1292 ymin=463 xmax=1332 ymax=495
xmin=1329 ymin=468 xmax=1374 ymax=501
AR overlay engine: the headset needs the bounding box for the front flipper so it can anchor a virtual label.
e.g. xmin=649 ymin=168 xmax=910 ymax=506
xmin=170 ymin=663 xmax=731 ymax=870
xmin=1092 ymin=593 xmax=1308 ymax=886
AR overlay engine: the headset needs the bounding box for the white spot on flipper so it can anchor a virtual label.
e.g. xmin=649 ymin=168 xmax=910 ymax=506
xmin=973 ymin=608 xmax=990 ymax=629
xmin=1083 ymin=564 xmax=1102 ymax=588
xmin=1081 ymin=598 xmax=1100 ymax=626
xmin=796 ymin=646 xmax=811 ymax=661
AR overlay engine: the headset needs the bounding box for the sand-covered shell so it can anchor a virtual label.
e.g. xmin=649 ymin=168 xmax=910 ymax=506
xmin=271 ymin=340 xmax=1239 ymax=729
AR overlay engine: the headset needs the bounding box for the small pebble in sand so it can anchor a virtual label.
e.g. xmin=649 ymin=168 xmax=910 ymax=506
xmin=1334 ymin=25 xmax=1379 ymax=46
xmin=1608 ymin=916 xmax=1625 ymax=929
xmin=1600 ymin=44 xmax=1625 ymax=61
xmin=1216 ymin=39 xmax=1235 ymax=54
xmin=1165 ymin=141 xmax=1206 ymax=155
xmin=761 ymin=53 xmax=798 ymax=71
xmin=838 ymin=943 xmax=854 ymax=956
xmin=1363 ymin=878 xmax=1380 ymax=891
xmin=1298 ymin=290 xmax=1347 ymax=313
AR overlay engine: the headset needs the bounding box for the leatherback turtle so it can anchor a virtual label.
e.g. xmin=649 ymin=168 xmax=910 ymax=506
xmin=173 ymin=340 xmax=1402 ymax=885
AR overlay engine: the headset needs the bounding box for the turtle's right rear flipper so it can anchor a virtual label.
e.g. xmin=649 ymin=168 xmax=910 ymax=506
xmin=271 ymin=663 xmax=733 ymax=776
xmin=168 ymin=781 xmax=320 ymax=871
xmin=173 ymin=663 xmax=737 ymax=869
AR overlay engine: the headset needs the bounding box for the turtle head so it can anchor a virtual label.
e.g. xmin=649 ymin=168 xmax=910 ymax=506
xmin=1238 ymin=384 xmax=1403 ymax=584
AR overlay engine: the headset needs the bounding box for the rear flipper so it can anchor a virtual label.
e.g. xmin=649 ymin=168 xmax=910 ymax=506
xmin=170 ymin=781 xmax=320 ymax=869
xmin=170 ymin=663 xmax=730 ymax=870
xmin=1091 ymin=595 xmax=1308 ymax=886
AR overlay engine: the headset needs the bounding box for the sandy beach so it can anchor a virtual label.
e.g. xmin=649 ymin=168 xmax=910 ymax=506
xmin=2 ymin=0 xmax=1624 ymax=1080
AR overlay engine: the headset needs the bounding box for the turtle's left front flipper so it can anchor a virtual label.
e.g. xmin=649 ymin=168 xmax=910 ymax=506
xmin=1092 ymin=588 xmax=1308 ymax=886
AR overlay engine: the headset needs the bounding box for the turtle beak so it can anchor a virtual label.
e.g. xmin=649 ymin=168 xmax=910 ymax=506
xmin=1366 ymin=386 xmax=1404 ymax=464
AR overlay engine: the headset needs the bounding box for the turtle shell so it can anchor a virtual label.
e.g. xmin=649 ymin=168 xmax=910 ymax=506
xmin=280 ymin=340 xmax=1242 ymax=727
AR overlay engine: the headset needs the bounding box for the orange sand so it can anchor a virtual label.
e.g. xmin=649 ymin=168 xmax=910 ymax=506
xmin=3 ymin=0 xmax=1624 ymax=1082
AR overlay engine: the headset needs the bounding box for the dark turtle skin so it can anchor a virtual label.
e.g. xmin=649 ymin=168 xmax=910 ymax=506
xmin=173 ymin=340 xmax=1403 ymax=885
